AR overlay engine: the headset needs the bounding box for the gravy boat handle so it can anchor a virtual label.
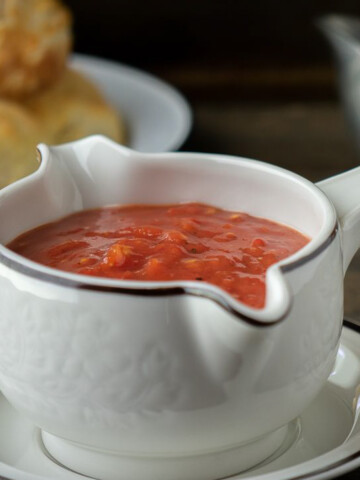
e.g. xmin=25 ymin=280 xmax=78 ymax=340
xmin=317 ymin=167 xmax=360 ymax=273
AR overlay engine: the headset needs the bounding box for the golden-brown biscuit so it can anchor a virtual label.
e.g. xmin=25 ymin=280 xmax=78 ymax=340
xmin=0 ymin=68 xmax=126 ymax=189
xmin=0 ymin=0 xmax=72 ymax=99
xmin=0 ymin=100 xmax=40 ymax=187
xmin=26 ymin=68 xmax=126 ymax=144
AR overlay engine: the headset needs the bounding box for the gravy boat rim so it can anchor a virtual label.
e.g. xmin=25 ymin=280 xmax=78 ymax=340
xmin=0 ymin=135 xmax=338 ymax=326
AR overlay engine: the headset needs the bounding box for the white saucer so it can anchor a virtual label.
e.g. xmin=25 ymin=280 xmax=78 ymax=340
xmin=0 ymin=322 xmax=360 ymax=480
xmin=70 ymin=54 xmax=192 ymax=152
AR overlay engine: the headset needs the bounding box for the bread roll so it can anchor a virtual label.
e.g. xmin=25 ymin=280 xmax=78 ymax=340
xmin=0 ymin=69 xmax=126 ymax=188
xmin=0 ymin=0 xmax=72 ymax=99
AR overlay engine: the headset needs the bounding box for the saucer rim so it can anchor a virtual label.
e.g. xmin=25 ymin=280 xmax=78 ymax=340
xmin=236 ymin=318 xmax=360 ymax=480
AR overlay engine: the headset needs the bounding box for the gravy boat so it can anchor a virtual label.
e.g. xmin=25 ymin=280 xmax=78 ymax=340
xmin=0 ymin=135 xmax=359 ymax=480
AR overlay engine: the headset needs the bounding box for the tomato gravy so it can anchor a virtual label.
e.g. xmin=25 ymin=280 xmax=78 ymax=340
xmin=7 ymin=203 xmax=310 ymax=308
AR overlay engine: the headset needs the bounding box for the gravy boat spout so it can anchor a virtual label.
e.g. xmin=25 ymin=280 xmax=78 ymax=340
xmin=0 ymin=135 xmax=354 ymax=480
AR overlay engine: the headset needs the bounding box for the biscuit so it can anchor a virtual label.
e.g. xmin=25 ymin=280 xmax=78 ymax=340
xmin=26 ymin=68 xmax=125 ymax=144
xmin=0 ymin=100 xmax=40 ymax=187
xmin=0 ymin=0 xmax=72 ymax=99
xmin=0 ymin=69 xmax=126 ymax=189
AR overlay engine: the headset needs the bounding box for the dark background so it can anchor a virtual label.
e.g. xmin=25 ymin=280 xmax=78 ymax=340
xmin=64 ymin=0 xmax=360 ymax=101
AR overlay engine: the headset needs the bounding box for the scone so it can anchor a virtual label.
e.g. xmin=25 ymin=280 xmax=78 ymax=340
xmin=26 ymin=68 xmax=126 ymax=144
xmin=0 ymin=0 xmax=126 ymax=190
xmin=0 ymin=0 xmax=72 ymax=99
xmin=0 ymin=69 xmax=126 ymax=189
xmin=0 ymin=100 xmax=40 ymax=186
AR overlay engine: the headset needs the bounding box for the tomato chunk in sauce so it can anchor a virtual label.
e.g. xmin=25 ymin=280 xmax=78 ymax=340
xmin=7 ymin=203 xmax=310 ymax=308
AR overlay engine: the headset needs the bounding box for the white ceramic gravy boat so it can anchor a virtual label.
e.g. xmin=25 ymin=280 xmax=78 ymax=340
xmin=0 ymin=135 xmax=359 ymax=480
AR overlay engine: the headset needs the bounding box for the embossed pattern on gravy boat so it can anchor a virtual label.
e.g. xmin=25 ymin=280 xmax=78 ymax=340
xmin=0 ymin=135 xmax=359 ymax=480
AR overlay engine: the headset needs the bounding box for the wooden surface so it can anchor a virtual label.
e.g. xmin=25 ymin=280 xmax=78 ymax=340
xmin=182 ymin=100 xmax=358 ymax=179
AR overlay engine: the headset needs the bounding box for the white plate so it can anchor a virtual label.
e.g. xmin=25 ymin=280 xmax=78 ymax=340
xmin=0 ymin=322 xmax=360 ymax=480
xmin=69 ymin=53 xmax=192 ymax=152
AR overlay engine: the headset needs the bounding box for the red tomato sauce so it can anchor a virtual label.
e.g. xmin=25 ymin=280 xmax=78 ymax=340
xmin=7 ymin=203 xmax=310 ymax=308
